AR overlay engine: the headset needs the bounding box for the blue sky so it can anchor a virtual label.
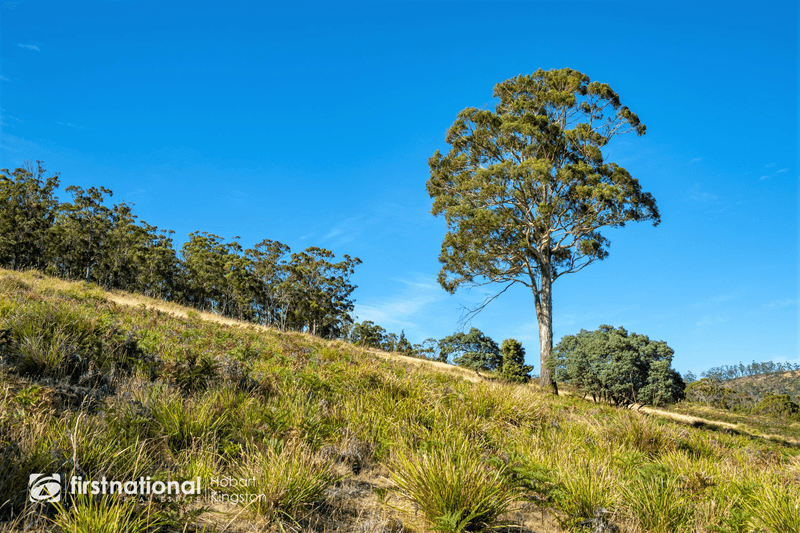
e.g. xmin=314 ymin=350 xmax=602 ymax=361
xmin=1 ymin=0 xmax=797 ymax=376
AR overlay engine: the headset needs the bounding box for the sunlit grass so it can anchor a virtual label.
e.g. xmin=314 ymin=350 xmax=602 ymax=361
xmin=1 ymin=268 xmax=799 ymax=532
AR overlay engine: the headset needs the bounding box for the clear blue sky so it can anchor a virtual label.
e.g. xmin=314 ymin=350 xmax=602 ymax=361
xmin=1 ymin=1 xmax=797 ymax=376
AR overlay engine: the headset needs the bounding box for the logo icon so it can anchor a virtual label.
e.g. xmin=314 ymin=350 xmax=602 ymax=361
xmin=29 ymin=474 xmax=61 ymax=503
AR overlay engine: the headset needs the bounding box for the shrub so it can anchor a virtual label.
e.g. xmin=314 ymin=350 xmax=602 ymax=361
xmin=551 ymin=325 xmax=685 ymax=407
xmin=684 ymin=378 xmax=754 ymax=411
xmin=751 ymin=393 xmax=800 ymax=420
xmin=496 ymin=339 xmax=533 ymax=383
xmin=440 ymin=328 xmax=501 ymax=372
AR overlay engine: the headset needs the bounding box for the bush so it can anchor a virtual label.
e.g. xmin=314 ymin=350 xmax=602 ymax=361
xmin=440 ymin=328 xmax=501 ymax=372
xmin=550 ymin=325 xmax=685 ymax=407
xmin=53 ymin=495 xmax=163 ymax=533
xmin=685 ymin=378 xmax=755 ymax=411
xmin=751 ymin=393 xmax=800 ymax=420
xmin=496 ymin=339 xmax=533 ymax=383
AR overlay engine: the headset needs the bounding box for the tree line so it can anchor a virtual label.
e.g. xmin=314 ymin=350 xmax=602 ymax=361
xmin=0 ymin=161 xmax=360 ymax=339
xmin=700 ymin=360 xmax=800 ymax=382
xmin=349 ymin=321 xmax=534 ymax=383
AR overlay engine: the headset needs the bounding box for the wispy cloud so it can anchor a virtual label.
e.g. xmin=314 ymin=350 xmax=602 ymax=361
xmin=321 ymin=216 xmax=371 ymax=246
xmin=761 ymin=168 xmax=790 ymax=181
xmin=0 ymin=75 xmax=9 ymax=82
xmin=764 ymin=298 xmax=798 ymax=308
xmin=354 ymin=275 xmax=449 ymax=332
xmin=55 ymin=121 xmax=83 ymax=130
xmin=687 ymin=183 xmax=718 ymax=202
xmin=689 ymin=157 xmax=702 ymax=164
xmin=0 ymin=115 xmax=22 ymax=128
xmin=694 ymin=291 xmax=746 ymax=307
xmin=696 ymin=314 xmax=727 ymax=327
xmin=17 ymin=44 xmax=40 ymax=51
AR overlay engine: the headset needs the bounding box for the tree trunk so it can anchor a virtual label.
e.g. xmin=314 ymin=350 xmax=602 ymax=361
xmin=537 ymin=268 xmax=558 ymax=394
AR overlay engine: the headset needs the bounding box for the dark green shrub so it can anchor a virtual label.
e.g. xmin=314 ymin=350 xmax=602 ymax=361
xmin=550 ymin=325 xmax=685 ymax=407
xmin=751 ymin=393 xmax=800 ymax=420
xmin=496 ymin=339 xmax=532 ymax=383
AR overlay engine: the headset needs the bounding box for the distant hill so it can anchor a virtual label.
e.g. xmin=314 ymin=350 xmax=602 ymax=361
xmin=722 ymin=370 xmax=800 ymax=402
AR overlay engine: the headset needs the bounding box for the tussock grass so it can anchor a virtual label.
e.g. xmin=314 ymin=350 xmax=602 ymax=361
xmin=228 ymin=441 xmax=340 ymax=524
xmin=622 ymin=472 xmax=694 ymax=533
xmin=2 ymin=268 xmax=800 ymax=532
xmin=390 ymin=435 xmax=518 ymax=532
xmin=53 ymin=495 xmax=162 ymax=533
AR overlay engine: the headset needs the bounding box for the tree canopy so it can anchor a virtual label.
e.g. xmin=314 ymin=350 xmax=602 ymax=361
xmin=498 ymin=338 xmax=533 ymax=383
xmin=550 ymin=325 xmax=685 ymax=407
xmin=439 ymin=327 xmax=501 ymax=372
xmin=0 ymin=161 xmax=361 ymax=341
xmin=427 ymin=68 xmax=660 ymax=391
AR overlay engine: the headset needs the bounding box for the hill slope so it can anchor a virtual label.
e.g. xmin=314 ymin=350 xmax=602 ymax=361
xmin=1 ymin=269 xmax=799 ymax=533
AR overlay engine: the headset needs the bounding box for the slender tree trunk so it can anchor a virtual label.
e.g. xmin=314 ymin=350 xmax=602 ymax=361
xmin=536 ymin=264 xmax=559 ymax=394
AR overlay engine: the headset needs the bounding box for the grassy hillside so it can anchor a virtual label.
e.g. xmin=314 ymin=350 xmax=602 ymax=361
xmin=1 ymin=269 xmax=799 ymax=533
xmin=724 ymin=371 xmax=800 ymax=401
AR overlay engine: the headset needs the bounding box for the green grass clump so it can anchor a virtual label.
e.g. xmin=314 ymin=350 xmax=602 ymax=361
xmin=554 ymin=459 xmax=617 ymax=528
xmin=53 ymin=495 xmax=162 ymax=533
xmin=226 ymin=441 xmax=339 ymax=524
xmin=148 ymin=391 xmax=229 ymax=455
xmin=390 ymin=436 xmax=518 ymax=532
xmin=622 ymin=471 xmax=694 ymax=533
xmin=747 ymin=479 xmax=800 ymax=533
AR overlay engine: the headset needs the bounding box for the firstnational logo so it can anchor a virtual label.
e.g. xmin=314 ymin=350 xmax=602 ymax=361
xmin=29 ymin=474 xmax=61 ymax=503
xmin=28 ymin=474 xmax=202 ymax=501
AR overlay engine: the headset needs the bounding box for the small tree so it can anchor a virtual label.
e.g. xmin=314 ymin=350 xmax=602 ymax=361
xmin=439 ymin=328 xmax=501 ymax=372
xmin=350 ymin=321 xmax=386 ymax=349
xmin=396 ymin=331 xmax=413 ymax=355
xmin=497 ymin=339 xmax=533 ymax=383
xmin=550 ymin=325 xmax=684 ymax=407
xmin=412 ymin=338 xmax=440 ymax=361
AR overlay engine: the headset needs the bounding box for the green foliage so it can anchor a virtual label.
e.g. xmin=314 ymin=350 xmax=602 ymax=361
xmin=427 ymin=68 xmax=659 ymax=388
xmin=553 ymin=459 xmax=617 ymax=529
xmin=703 ymin=360 xmax=800 ymax=381
xmin=390 ymin=437 xmax=518 ymax=532
xmin=2 ymin=271 xmax=800 ymax=532
xmin=496 ymin=339 xmax=533 ymax=383
xmin=53 ymin=495 xmax=163 ymax=533
xmin=149 ymin=392 xmax=229 ymax=455
xmin=685 ymin=378 xmax=755 ymax=411
xmin=411 ymin=337 xmax=441 ymax=360
xmin=0 ymin=162 xmax=360 ymax=340
xmin=746 ymin=480 xmax=800 ymax=533
xmin=229 ymin=442 xmax=339 ymax=524
xmin=350 ymin=320 xmax=386 ymax=348
xmin=167 ymin=351 xmax=220 ymax=394
xmin=751 ymin=393 xmax=800 ymax=420
xmin=0 ymin=161 xmax=60 ymax=271
xmin=440 ymin=328 xmax=501 ymax=372
xmin=396 ymin=330 xmax=413 ymax=355
xmin=552 ymin=325 xmax=685 ymax=407
xmin=622 ymin=472 xmax=694 ymax=533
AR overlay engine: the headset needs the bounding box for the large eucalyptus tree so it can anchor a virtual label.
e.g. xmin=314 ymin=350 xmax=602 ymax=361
xmin=427 ymin=68 xmax=660 ymax=391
